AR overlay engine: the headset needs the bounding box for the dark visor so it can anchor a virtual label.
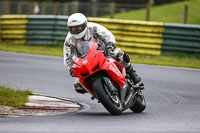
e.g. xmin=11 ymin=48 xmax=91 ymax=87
xmin=69 ymin=21 xmax=87 ymax=34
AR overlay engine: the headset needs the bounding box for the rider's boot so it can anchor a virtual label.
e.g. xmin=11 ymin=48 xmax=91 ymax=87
xmin=74 ymin=78 xmax=87 ymax=94
xmin=126 ymin=65 xmax=141 ymax=84
xmin=74 ymin=83 xmax=87 ymax=94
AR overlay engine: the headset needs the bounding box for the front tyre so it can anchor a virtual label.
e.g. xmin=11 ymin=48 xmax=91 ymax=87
xmin=92 ymin=78 xmax=122 ymax=115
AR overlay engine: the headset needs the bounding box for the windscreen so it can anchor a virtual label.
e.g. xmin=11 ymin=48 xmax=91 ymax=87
xmin=75 ymin=41 xmax=93 ymax=58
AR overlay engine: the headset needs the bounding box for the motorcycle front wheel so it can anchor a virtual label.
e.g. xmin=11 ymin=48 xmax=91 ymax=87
xmin=92 ymin=78 xmax=122 ymax=115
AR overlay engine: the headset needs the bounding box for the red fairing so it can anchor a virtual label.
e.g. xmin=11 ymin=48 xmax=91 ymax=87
xmin=72 ymin=42 xmax=126 ymax=96
xmin=100 ymin=58 xmax=126 ymax=88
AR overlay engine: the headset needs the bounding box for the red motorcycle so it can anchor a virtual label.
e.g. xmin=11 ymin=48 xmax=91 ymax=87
xmin=72 ymin=40 xmax=146 ymax=115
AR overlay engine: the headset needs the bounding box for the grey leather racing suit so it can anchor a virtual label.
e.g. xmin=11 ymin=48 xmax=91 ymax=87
xmin=63 ymin=22 xmax=131 ymax=75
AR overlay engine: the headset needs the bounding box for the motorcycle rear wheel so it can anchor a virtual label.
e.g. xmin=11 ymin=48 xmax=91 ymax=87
xmin=92 ymin=78 xmax=122 ymax=115
xmin=130 ymin=94 xmax=146 ymax=113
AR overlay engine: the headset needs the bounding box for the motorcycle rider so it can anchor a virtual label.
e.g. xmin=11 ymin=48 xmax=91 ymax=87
xmin=63 ymin=13 xmax=141 ymax=94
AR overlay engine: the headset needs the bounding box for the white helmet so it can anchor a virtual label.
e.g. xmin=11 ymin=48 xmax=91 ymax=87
xmin=67 ymin=13 xmax=87 ymax=39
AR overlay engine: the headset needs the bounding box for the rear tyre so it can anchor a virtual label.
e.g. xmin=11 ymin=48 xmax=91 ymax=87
xmin=130 ymin=94 xmax=146 ymax=113
xmin=92 ymin=78 xmax=122 ymax=115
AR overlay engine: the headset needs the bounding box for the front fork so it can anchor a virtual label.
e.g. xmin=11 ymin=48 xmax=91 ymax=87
xmin=102 ymin=77 xmax=118 ymax=95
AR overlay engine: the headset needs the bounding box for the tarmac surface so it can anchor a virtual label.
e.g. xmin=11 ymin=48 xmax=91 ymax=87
xmin=0 ymin=95 xmax=81 ymax=117
xmin=1 ymin=51 xmax=200 ymax=133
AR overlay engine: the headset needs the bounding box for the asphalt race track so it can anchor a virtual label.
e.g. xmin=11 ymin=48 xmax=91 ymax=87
xmin=0 ymin=51 xmax=200 ymax=133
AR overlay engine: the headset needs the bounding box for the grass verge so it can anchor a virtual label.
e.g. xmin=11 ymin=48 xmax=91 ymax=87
xmin=103 ymin=0 xmax=200 ymax=24
xmin=0 ymin=43 xmax=63 ymax=57
xmin=0 ymin=42 xmax=200 ymax=69
xmin=0 ymin=86 xmax=32 ymax=108
xmin=130 ymin=54 xmax=200 ymax=69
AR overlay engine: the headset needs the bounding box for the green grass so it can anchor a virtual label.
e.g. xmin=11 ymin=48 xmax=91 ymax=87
xmin=130 ymin=54 xmax=200 ymax=69
xmin=0 ymin=42 xmax=200 ymax=69
xmin=0 ymin=86 xmax=32 ymax=108
xmin=104 ymin=0 xmax=200 ymax=24
xmin=0 ymin=43 xmax=63 ymax=56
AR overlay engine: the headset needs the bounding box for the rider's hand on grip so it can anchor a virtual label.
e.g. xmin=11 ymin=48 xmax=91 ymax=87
xmin=105 ymin=48 xmax=113 ymax=57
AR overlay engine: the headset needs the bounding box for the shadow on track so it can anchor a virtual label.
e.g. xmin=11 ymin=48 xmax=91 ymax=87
xmin=71 ymin=111 xmax=147 ymax=117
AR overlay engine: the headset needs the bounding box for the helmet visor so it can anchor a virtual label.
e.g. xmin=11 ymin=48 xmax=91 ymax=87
xmin=68 ymin=22 xmax=87 ymax=35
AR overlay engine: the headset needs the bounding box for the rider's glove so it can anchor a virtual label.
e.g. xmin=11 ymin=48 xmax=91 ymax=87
xmin=105 ymin=42 xmax=116 ymax=51
xmin=105 ymin=48 xmax=113 ymax=57
xmin=69 ymin=68 xmax=74 ymax=77
xmin=105 ymin=45 xmax=114 ymax=50
xmin=105 ymin=42 xmax=116 ymax=56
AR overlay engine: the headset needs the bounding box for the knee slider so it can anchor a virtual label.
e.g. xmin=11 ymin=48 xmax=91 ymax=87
xmin=123 ymin=52 xmax=130 ymax=63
